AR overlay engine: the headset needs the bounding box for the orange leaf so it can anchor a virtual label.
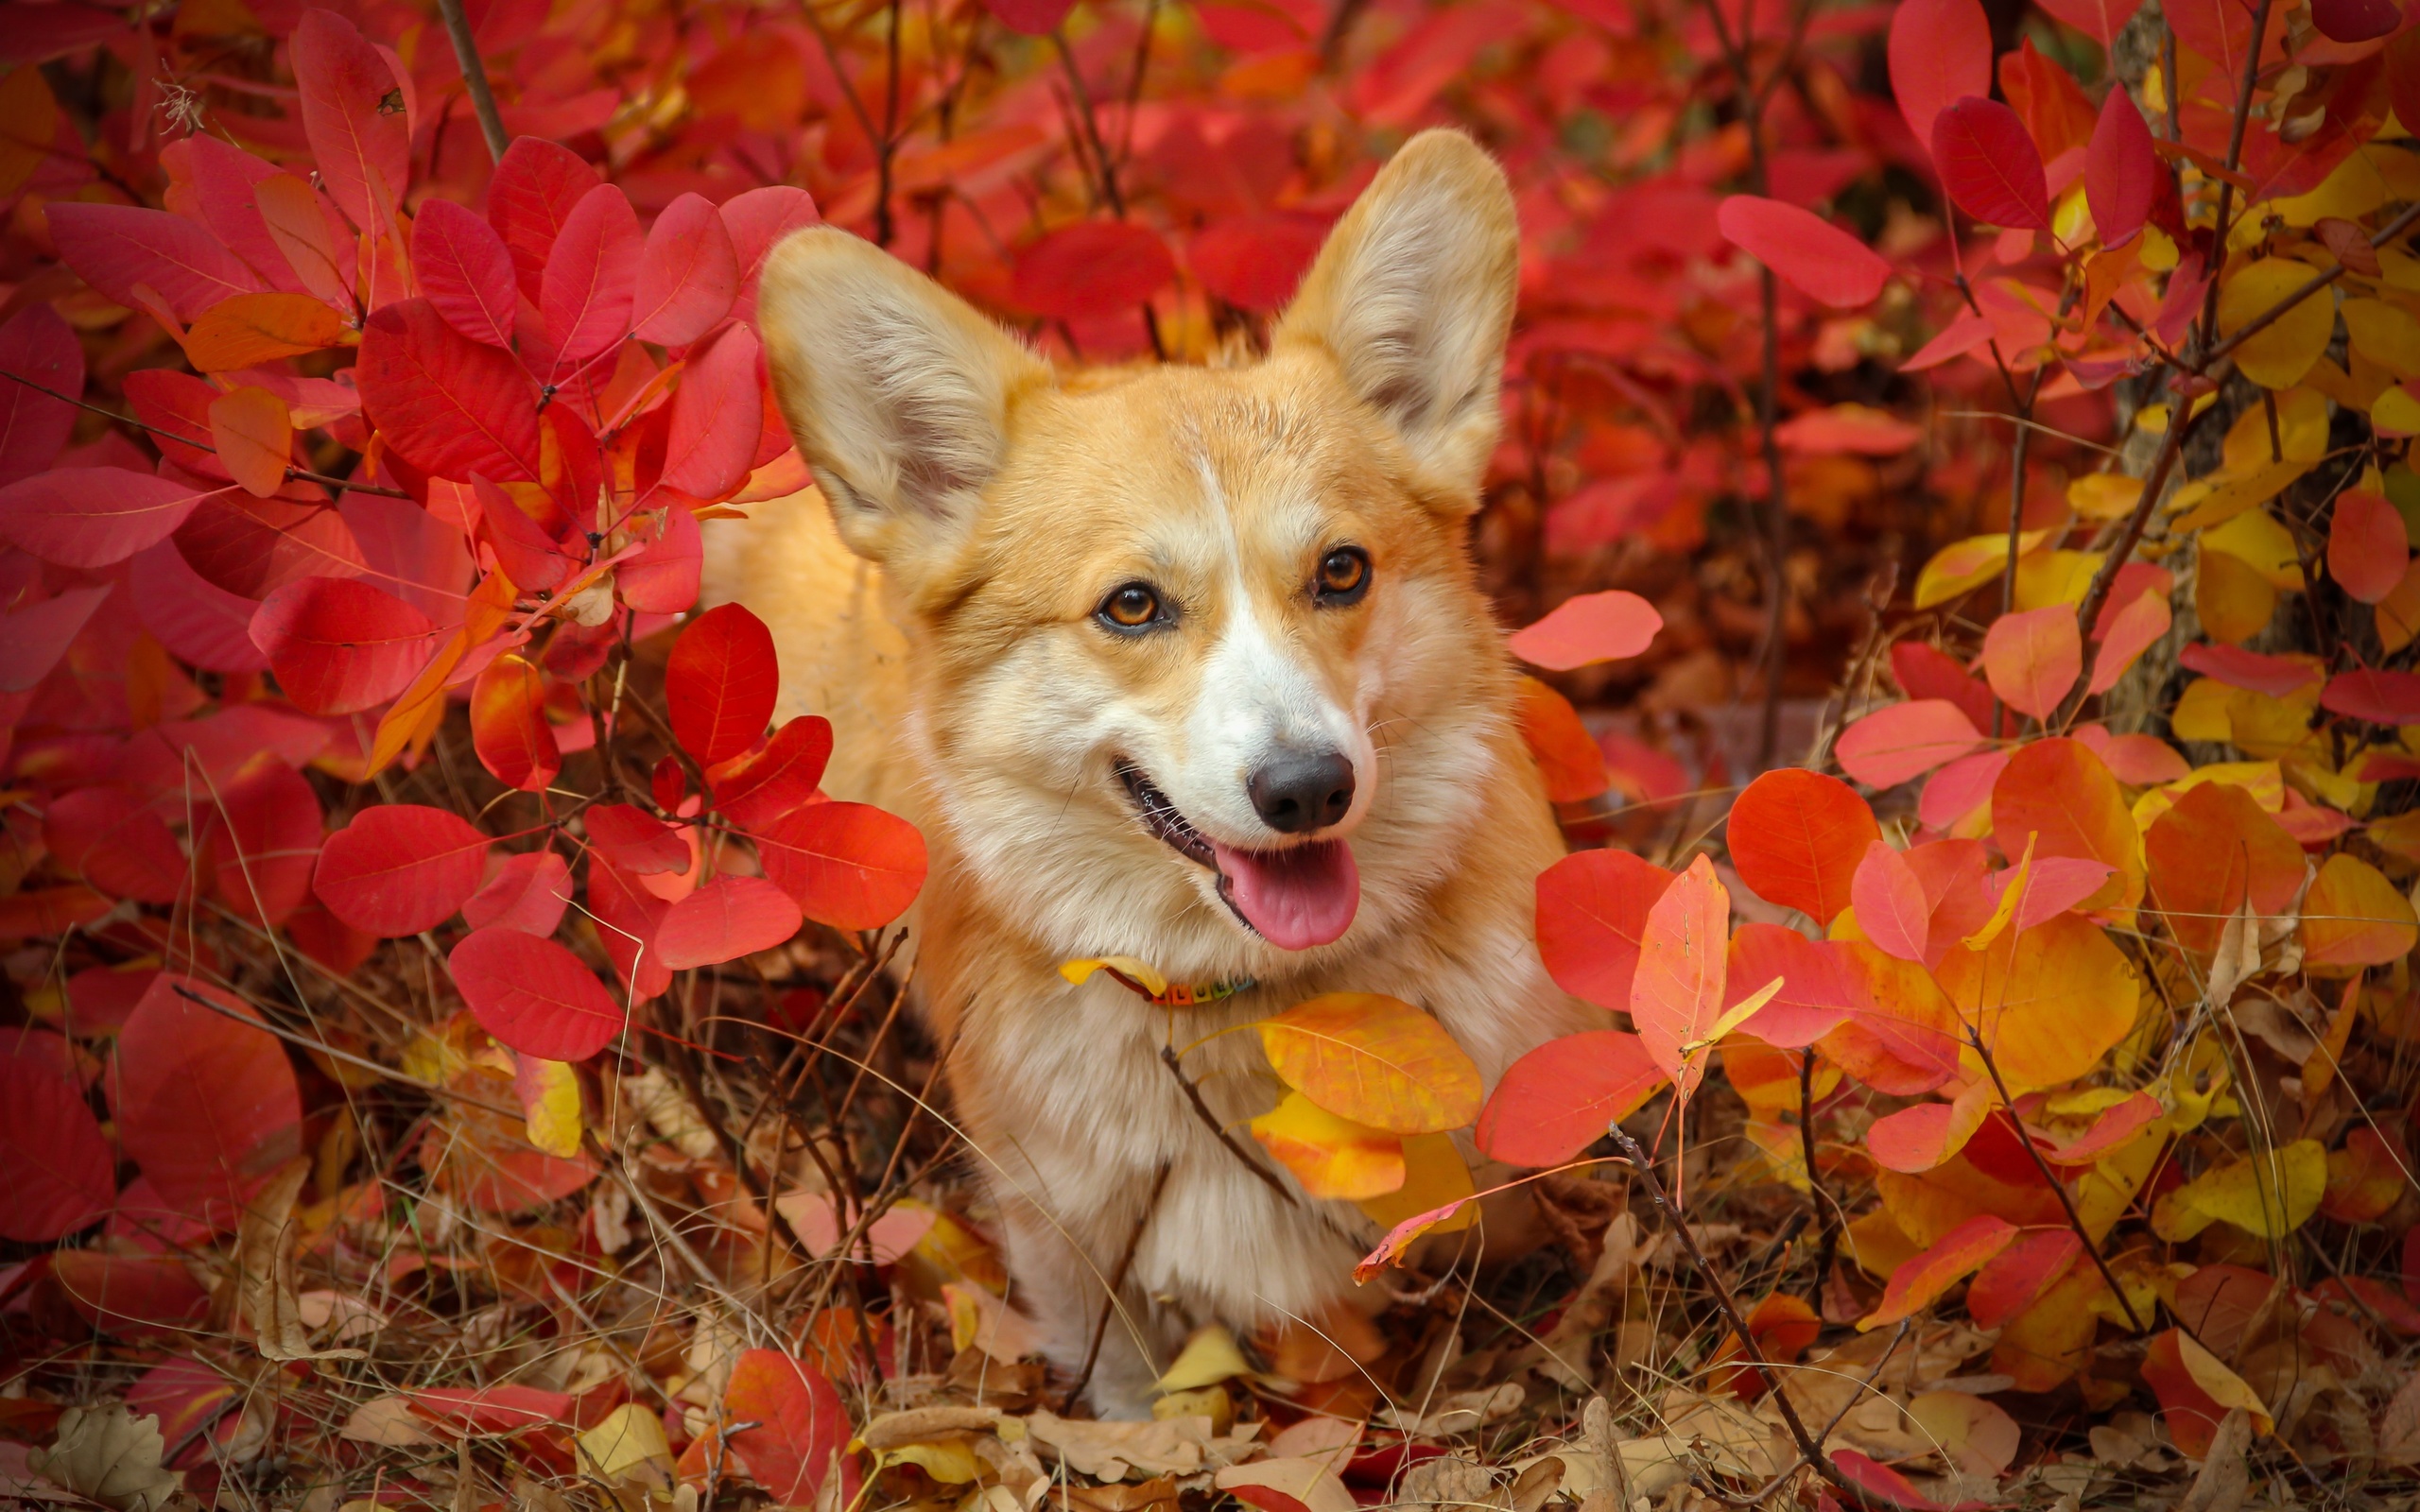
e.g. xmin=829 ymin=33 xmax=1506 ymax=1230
xmin=2302 ymin=852 xmax=2419 ymax=969
xmin=1990 ymin=737 xmax=2142 ymax=920
xmin=1727 ymin=768 xmax=1879 ymax=923
xmin=1257 ymin=993 xmax=1481 ymax=1135
xmin=2139 ymin=1329 xmax=2272 ymax=1457
xmin=1630 ymin=854 xmax=1729 ymax=1092
xmin=206 ymin=387 xmax=292 ymax=499
xmin=1515 ymin=675 xmax=1608 ymax=803
xmin=1981 ymin=605 xmax=2081 ymax=719
xmin=2321 ymin=1126 xmax=2406 ymax=1223
xmin=1860 ymin=1213 xmax=2017 ymax=1331
xmin=2330 ymin=490 xmax=2410 ymax=604
xmin=1933 ymin=911 xmax=2138 ymax=1094
xmin=184 ymin=291 xmax=346 ymax=372
xmin=1248 ymin=1092 xmax=1407 ymax=1199
xmin=2145 ymin=781 xmax=2304 ymax=957
xmin=1850 ymin=840 xmax=1931 ymax=962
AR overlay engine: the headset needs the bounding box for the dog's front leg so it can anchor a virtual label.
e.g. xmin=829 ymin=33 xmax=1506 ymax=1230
xmin=990 ymin=1162 xmax=1182 ymax=1419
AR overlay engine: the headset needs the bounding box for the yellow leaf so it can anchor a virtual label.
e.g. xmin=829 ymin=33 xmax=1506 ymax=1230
xmin=2302 ymin=853 xmax=2418 ymax=970
xmin=2174 ymin=1331 xmax=2276 ymax=1436
xmin=184 ymin=291 xmax=346 ymax=371
xmin=1257 ymin=993 xmax=1481 ymax=1134
xmin=207 ymin=387 xmax=291 ymax=499
xmin=1358 ymin=1131 xmax=1478 ymax=1235
xmin=2169 ymin=461 xmax=2310 ymax=532
xmin=577 ymin=1403 xmax=671 ymax=1482
xmin=2380 ymin=558 xmax=2420 ymax=652
xmin=2375 ymin=386 xmax=2420 ymax=438
xmin=514 ymin=1055 xmax=584 ymax=1159
xmin=2271 ymin=144 xmax=2394 ymax=227
xmin=2152 ymin=1139 xmax=2326 ymax=1241
xmin=2069 ymin=474 xmax=2140 ymax=520
xmin=1060 ymin=955 xmax=1168 ymax=996
xmin=1694 ymin=975 xmax=1784 ymax=1052
xmin=2013 ymin=549 xmax=2105 ymax=610
xmin=1248 ymin=1091 xmax=1405 ymax=1199
xmin=2346 ymin=297 xmax=2420 ymax=378
xmin=1936 ymin=912 xmax=2139 ymax=1094
xmin=2221 ymin=388 xmax=2329 ymax=469
xmin=873 ymin=1440 xmax=982 ymax=1484
xmin=2217 ymin=257 xmax=2334 ymax=388
xmin=2196 ymin=544 xmax=2278 ymax=644
xmin=2203 ymin=510 xmax=2303 ymax=589
xmin=1915 ymin=529 xmax=2051 ymax=609
xmin=1962 ymin=835 xmax=2034 ymax=951
xmin=1156 ymin=1324 xmax=1253 ymax=1392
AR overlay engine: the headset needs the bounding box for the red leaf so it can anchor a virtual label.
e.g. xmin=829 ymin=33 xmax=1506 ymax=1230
xmin=754 ymin=800 xmax=928 ymax=931
xmin=1630 ymin=855 xmax=1730 ymax=1089
xmin=289 ymin=9 xmax=408 ymax=233
xmin=47 ymin=203 xmax=264 ymax=321
xmin=472 ymin=474 xmax=577 ymax=593
xmin=360 ymin=299 xmax=543 ymax=483
xmin=1188 ymin=214 xmax=1328 ymax=313
xmin=1516 ymin=675 xmax=1610 ymax=802
xmin=660 ymin=324 xmax=763 ymax=499
xmin=715 ymin=714 xmax=835 ymax=830
xmin=1715 ymin=197 xmax=1891 ymax=308
xmin=1831 ymin=1450 xmax=1986 ymax=1511
xmin=721 ymin=186 xmax=821 ymax=326
xmin=1013 ymin=221 xmax=1177 ymax=321
xmin=447 ymin=926 xmax=627 ymax=1060
xmin=488 ymin=138 xmax=601 ymax=301
xmin=0 ymin=1054 xmax=114 ymax=1242
xmin=195 ymin=757 xmax=323 ymax=925
xmin=2329 ymin=490 xmax=2409 ymax=604
xmin=0 ymin=469 xmax=222 ymax=568
xmin=472 ymin=652 xmax=561 ymax=792
xmin=249 ymin=575 xmax=439 ymax=714
xmin=1723 ymin=925 xmax=1856 ymax=1047
xmin=985 ymin=0 xmax=1077 ymax=32
xmin=406 ymin=1384 xmax=577 ymax=1435
xmin=1932 ymin=97 xmax=2050 ymax=232
xmin=586 ymin=803 xmax=690 ymax=875
xmin=1535 ymin=849 xmax=1676 ymax=1010
xmin=1835 ymin=699 xmax=1986 ymax=788
xmin=2322 ymin=668 xmax=2420 ymax=725
xmin=1867 ymin=1213 xmax=2018 ymax=1330
xmin=412 ymin=198 xmax=519 ymax=350
xmin=587 ymin=853 xmax=672 ymax=1001
xmin=0 ymin=301 xmax=81 ymax=487
xmin=1966 ymin=1228 xmax=2081 ymax=1327
xmin=2085 ymin=87 xmax=2159 ymax=249
xmin=49 ymin=1251 xmax=212 ymax=1335
xmin=1851 ymin=842 xmax=1931 ymax=963
xmin=176 ymin=491 xmax=367 ymax=597
xmin=463 ymin=850 xmax=574 ymax=936
xmin=1888 ymin=0 xmax=1992 ymax=154
xmin=657 ymin=875 xmax=804 ymax=969
xmin=724 ymin=1350 xmax=852 ymax=1507
xmin=2314 ymin=0 xmax=2401 ymax=43
xmin=312 ymin=803 xmax=492 ymax=936
xmin=1507 ymin=590 xmax=1663 ymax=670
xmin=1474 ymin=1029 xmax=1667 ymax=1165
xmin=633 ymin=192 xmax=738 ymax=346
xmin=0 ymin=583 xmax=109 ymax=693
xmin=541 ymin=182 xmax=641 ymax=370
xmin=666 ymin=602 xmax=779 ymax=764
xmin=43 ymin=786 xmax=188 ymax=904
xmin=2031 ymin=0 xmax=2143 ymax=41
xmin=112 ymin=974 xmax=303 ymax=1227
xmin=127 ymin=368 xmax=233 ymax=478
xmin=617 ymin=501 xmax=703 ymax=613
xmin=1727 ymin=768 xmax=1879 ymax=923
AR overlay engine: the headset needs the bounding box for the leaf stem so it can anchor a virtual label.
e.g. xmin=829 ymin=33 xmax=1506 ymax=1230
xmin=432 ymin=0 xmax=510 ymax=163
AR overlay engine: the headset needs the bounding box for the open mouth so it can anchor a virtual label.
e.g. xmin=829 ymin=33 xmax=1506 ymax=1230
xmin=1116 ymin=762 xmax=1359 ymax=951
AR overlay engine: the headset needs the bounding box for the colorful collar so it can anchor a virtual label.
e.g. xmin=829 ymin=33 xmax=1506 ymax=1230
xmin=1060 ymin=955 xmax=1258 ymax=1008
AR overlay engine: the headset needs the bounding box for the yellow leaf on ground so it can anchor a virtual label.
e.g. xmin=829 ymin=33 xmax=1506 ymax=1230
xmin=2152 ymin=1139 xmax=2326 ymax=1241
xmin=1258 ymin=993 xmax=1480 ymax=1134
xmin=1249 ymin=1091 xmax=1405 ymax=1199
xmin=1156 ymin=1325 xmax=1252 ymax=1393
xmin=578 ymin=1402 xmax=671 ymax=1481
xmin=513 ymin=1055 xmax=584 ymax=1159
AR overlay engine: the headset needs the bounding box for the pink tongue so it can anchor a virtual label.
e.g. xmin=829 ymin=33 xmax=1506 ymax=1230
xmin=1209 ymin=839 xmax=1359 ymax=950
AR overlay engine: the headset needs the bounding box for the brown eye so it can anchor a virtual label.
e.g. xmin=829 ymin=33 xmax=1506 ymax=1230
xmin=1099 ymin=583 xmax=1164 ymax=631
xmin=1317 ymin=547 xmax=1370 ymax=604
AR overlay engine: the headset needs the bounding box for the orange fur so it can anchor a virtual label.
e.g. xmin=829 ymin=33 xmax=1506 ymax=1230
xmin=705 ymin=130 xmax=1592 ymax=1415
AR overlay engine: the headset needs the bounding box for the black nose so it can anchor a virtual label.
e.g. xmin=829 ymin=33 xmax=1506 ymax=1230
xmin=1248 ymin=748 xmax=1356 ymax=833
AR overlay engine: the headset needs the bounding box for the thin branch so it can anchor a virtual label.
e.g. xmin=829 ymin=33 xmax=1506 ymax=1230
xmin=0 ymin=369 xmax=413 ymax=498
xmin=1964 ymin=1028 xmax=2146 ymax=1331
xmin=1797 ymin=1049 xmax=1839 ymax=1304
xmin=1159 ymin=1044 xmax=1299 ymax=1205
xmin=432 ymin=0 xmax=510 ymax=163
xmin=1061 ymin=1160 xmax=1171 ymax=1410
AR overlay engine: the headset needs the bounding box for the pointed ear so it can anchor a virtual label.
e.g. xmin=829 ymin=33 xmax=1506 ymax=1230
xmin=1272 ymin=130 xmax=1518 ymax=505
xmin=757 ymin=228 xmax=1052 ymax=584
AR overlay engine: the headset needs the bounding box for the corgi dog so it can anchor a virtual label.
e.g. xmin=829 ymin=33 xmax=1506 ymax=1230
xmin=705 ymin=129 xmax=1592 ymax=1417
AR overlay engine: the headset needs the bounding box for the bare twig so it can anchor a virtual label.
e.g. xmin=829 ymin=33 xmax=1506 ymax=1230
xmin=1061 ymin=1160 xmax=1171 ymax=1411
xmin=0 ymin=370 xmax=414 ymax=499
xmin=1159 ymin=1044 xmax=1299 ymax=1205
xmin=432 ymin=0 xmax=510 ymax=163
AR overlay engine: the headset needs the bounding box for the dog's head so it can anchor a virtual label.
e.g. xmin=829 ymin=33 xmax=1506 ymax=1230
xmin=757 ymin=130 xmax=1524 ymax=976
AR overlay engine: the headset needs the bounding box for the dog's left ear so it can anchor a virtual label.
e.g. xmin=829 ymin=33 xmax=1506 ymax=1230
xmin=1272 ymin=129 xmax=1517 ymax=507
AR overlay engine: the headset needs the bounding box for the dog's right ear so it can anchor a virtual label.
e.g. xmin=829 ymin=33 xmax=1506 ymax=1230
xmin=756 ymin=228 xmax=1052 ymax=585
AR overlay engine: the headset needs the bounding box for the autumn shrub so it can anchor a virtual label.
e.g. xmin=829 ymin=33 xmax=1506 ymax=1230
xmin=9 ymin=0 xmax=2420 ymax=1501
